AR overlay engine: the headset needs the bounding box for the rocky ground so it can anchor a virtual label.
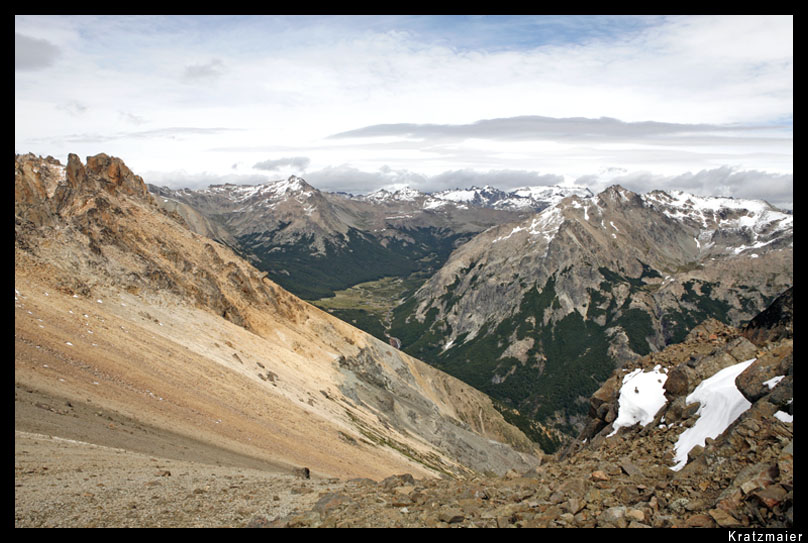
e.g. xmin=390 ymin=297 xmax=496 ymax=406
xmin=15 ymin=431 xmax=335 ymax=528
xmin=255 ymin=319 xmax=795 ymax=529
xmin=17 ymin=324 xmax=792 ymax=528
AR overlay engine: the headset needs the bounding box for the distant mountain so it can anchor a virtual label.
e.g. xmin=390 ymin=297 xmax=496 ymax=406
xmin=355 ymin=184 xmax=594 ymax=212
xmin=389 ymin=185 xmax=792 ymax=446
xmin=149 ymin=179 xmax=588 ymax=299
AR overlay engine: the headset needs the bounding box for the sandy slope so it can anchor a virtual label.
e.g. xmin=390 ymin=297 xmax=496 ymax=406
xmin=14 ymin=275 xmax=440 ymax=482
xmin=14 ymin=428 xmax=342 ymax=528
xmin=13 ymin=276 xmax=432 ymax=528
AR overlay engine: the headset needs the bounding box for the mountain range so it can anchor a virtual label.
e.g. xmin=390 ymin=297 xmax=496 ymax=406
xmin=150 ymin=173 xmax=792 ymax=448
xmin=392 ymin=184 xmax=792 ymax=444
xmin=16 ymin=153 xmax=793 ymax=527
xmin=149 ymin=180 xmax=591 ymax=299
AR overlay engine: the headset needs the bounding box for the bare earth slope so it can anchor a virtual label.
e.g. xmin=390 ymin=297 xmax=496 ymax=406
xmin=15 ymin=153 xmax=542 ymax=527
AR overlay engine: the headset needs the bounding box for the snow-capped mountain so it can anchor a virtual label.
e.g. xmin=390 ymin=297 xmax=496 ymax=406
xmin=359 ymin=186 xmax=426 ymax=203
xmin=355 ymin=184 xmax=594 ymax=212
xmin=149 ymin=177 xmax=531 ymax=299
xmin=642 ymin=190 xmax=793 ymax=257
xmin=390 ymin=184 xmax=792 ymax=440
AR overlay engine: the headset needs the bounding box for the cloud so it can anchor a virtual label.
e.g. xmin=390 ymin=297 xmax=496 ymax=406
xmin=56 ymin=100 xmax=88 ymax=116
xmin=118 ymin=111 xmax=147 ymax=125
xmin=15 ymin=33 xmax=61 ymax=71
xmin=49 ymin=126 xmax=240 ymax=144
xmin=253 ymin=156 xmax=311 ymax=172
xmin=14 ymin=15 xmax=792 ymax=209
xmin=329 ymin=115 xmax=773 ymax=143
xmin=182 ymin=58 xmax=225 ymax=83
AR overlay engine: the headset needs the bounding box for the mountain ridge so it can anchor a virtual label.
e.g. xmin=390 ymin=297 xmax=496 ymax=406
xmin=144 ymin=170 xmax=792 ymax=445
xmin=15 ymin=152 xmax=542 ymax=481
xmin=389 ymin=183 xmax=792 ymax=442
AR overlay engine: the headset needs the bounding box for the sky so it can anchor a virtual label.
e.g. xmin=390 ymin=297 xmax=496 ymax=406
xmin=15 ymin=15 xmax=793 ymax=208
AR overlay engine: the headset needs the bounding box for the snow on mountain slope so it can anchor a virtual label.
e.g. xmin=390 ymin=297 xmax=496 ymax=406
xmin=606 ymin=356 xmax=762 ymax=471
xmin=390 ymin=184 xmax=792 ymax=441
xmin=642 ymin=190 xmax=793 ymax=257
xmin=355 ymin=184 xmax=593 ymax=212
xmin=670 ymin=358 xmax=757 ymax=471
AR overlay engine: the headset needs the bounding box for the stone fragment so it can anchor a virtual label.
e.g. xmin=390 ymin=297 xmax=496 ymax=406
xmin=598 ymin=506 xmax=627 ymax=528
xmin=625 ymin=508 xmax=645 ymax=523
xmin=313 ymin=493 xmax=353 ymax=515
xmin=752 ymin=485 xmax=788 ymax=509
xmin=438 ymin=508 xmax=465 ymax=524
xmin=685 ymin=513 xmax=717 ymax=528
xmin=708 ymin=508 xmax=743 ymax=528
xmin=664 ymin=365 xmax=690 ymax=396
xmin=619 ymin=460 xmax=642 ymax=477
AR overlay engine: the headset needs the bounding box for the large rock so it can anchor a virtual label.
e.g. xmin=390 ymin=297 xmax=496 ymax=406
xmin=85 ymin=153 xmax=151 ymax=199
xmin=735 ymin=342 xmax=793 ymax=403
xmin=742 ymin=287 xmax=793 ymax=346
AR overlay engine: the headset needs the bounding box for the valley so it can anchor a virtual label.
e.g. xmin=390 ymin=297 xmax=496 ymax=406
xmin=15 ymin=152 xmax=793 ymax=528
xmin=309 ymin=275 xmax=424 ymax=344
xmin=150 ymin=175 xmax=793 ymax=452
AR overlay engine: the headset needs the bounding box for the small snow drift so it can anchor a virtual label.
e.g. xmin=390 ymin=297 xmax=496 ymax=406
xmin=609 ymin=365 xmax=668 ymax=436
xmin=671 ymin=358 xmax=756 ymax=471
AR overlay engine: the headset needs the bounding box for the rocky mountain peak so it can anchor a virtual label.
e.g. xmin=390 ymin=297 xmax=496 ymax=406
xmin=361 ymin=186 xmax=425 ymax=203
xmin=83 ymin=153 xmax=151 ymax=199
xmin=16 ymin=153 xmax=152 ymax=225
xmin=597 ymin=184 xmax=642 ymax=208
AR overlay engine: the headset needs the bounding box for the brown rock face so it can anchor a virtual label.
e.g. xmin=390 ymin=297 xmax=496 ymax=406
xmin=735 ymin=343 xmax=794 ymax=403
xmin=16 ymin=153 xmax=153 ymax=220
xmin=85 ymin=153 xmax=150 ymax=199
xmin=663 ymin=365 xmax=690 ymax=397
xmin=742 ymin=287 xmax=793 ymax=346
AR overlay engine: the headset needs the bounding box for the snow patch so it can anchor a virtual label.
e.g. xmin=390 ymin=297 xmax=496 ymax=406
xmin=763 ymin=375 xmax=785 ymax=389
xmin=774 ymin=411 xmax=793 ymax=423
xmin=608 ymin=365 xmax=668 ymax=436
xmin=671 ymin=358 xmax=756 ymax=471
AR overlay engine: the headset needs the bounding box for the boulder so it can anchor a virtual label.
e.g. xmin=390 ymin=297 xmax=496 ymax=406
xmin=742 ymin=287 xmax=793 ymax=346
xmin=735 ymin=343 xmax=793 ymax=403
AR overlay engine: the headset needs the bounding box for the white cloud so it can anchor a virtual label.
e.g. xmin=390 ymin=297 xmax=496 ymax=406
xmin=253 ymin=156 xmax=310 ymax=172
xmin=182 ymin=59 xmax=226 ymax=83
